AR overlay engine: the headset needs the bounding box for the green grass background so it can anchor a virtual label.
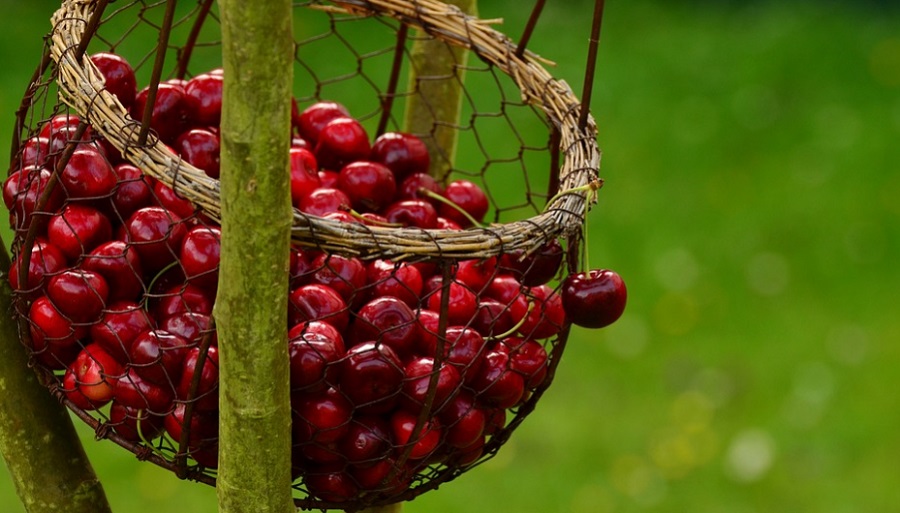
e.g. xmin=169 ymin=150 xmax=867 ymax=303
xmin=2 ymin=0 xmax=899 ymax=511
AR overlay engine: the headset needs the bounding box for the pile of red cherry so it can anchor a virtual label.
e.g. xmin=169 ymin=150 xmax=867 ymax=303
xmin=5 ymin=52 xmax=626 ymax=503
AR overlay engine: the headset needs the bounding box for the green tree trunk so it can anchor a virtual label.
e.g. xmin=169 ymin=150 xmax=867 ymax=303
xmin=403 ymin=0 xmax=478 ymax=179
xmin=0 ymin=237 xmax=111 ymax=513
xmin=215 ymin=1 xmax=295 ymax=512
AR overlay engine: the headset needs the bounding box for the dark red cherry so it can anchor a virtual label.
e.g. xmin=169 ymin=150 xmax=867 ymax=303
xmin=131 ymin=83 xmax=188 ymax=144
xmin=289 ymin=147 xmax=320 ymax=206
xmin=338 ymin=341 xmax=404 ymax=414
xmin=90 ymin=300 xmax=154 ymax=363
xmin=337 ymin=161 xmax=396 ymax=213
xmin=314 ymin=117 xmax=371 ymax=171
xmin=350 ymin=297 xmax=418 ymax=356
xmin=298 ymin=187 xmax=351 ymax=217
xmin=297 ymin=101 xmax=350 ymax=146
xmin=180 ymin=225 xmax=221 ymax=291
xmin=60 ymin=147 xmax=118 ymax=200
xmin=288 ymin=284 xmax=350 ymax=332
xmin=91 ymin=52 xmax=137 ymax=109
xmin=184 ymin=72 xmax=224 ymax=126
xmin=124 ymin=206 xmax=187 ymax=272
xmin=81 ymin=240 xmax=144 ymax=303
xmin=383 ymin=199 xmax=438 ymax=229
xmin=561 ymin=269 xmax=627 ymax=329
xmin=365 ymin=259 xmax=423 ymax=308
xmin=47 ymin=204 xmax=113 ymax=261
xmin=499 ymin=238 xmax=564 ymax=287
xmin=370 ymin=132 xmax=430 ymax=181
xmin=46 ymin=269 xmax=109 ymax=323
xmin=175 ymin=129 xmax=220 ymax=179
xmin=9 ymin=239 xmax=67 ymax=294
xmin=111 ymin=163 xmax=153 ymax=219
xmin=439 ymin=179 xmax=489 ymax=228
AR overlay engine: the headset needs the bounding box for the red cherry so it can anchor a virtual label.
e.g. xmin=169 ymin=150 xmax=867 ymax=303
xmin=365 ymin=259 xmax=423 ymax=308
xmin=90 ymin=300 xmax=154 ymax=362
xmin=292 ymin=387 xmax=353 ymax=445
xmin=497 ymin=337 xmax=549 ymax=389
xmin=426 ymin=281 xmax=477 ymax=326
xmin=5 ymin=167 xmax=65 ymax=231
xmin=339 ymin=416 xmax=392 ymax=465
xmin=69 ymin=343 xmax=124 ymax=406
xmin=561 ymin=269 xmax=627 ymax=329
xmin=304 ymin=467 xmax=358 ymax=504
xmin=289 ymin=247 xmax=318 ymax=287
xmin=298 ymin=187 xmax=351 ymax=217
xmin=350 ymin=456 xmax=407 ymax=492
xmin=390 ymin=410 xmax=442 ymax=460
xmin=28 ymin=295 xmax=85 ymax=349
xmin=289 ymin=321 xmax=345 ymax=353
xmin=289 ymin=147 xmax=321 ymax=206
xmin=132 ymin=83 xmax=188 ymax=144
xmin=485 ymin=274 xmax=526 ymax=305
xmin=124 ymin=206 xmax=188 ymax=272
xmin=46 ymin=269 xmax=109 ymax=323
xmin=113 ymin=367 xmax=175 ymax=414
xmin=350 ymin=297 xmax=418 ymax=356
xmin=59 ymin=147 xmax=117 ymax=200
xmin=81 ymin=240 xmax=144 ymax=303
xmin=370 ymin=132 xmax=430 ymax=181
xmin=164 ymin=402 xmax=219 ymax=448
xmin=413 ymin=309 xmax=441 ymax=357
xmin=337 ymin=161 xmax=396 ymax=213
xmin=309 ymin=253 xmax=366 ymax=307
xmin=111 ymin=163 xmax=153 ymax=219
xmin=438 ymin=391 xmax=487 ymax=449
xmin=297 ymin=101 xmax=350 ymax=146
xmin=401 ymin=356 xmax=462 ymax=411
xmin=159 ymin=312 xmax=215 ymax=346
xmin=499 ymin=238 xmax=564 ymax=286
xmin=9 ymin=239 xmax=66 ymax=294
xmin=288 ymin=284 xmax=350 ymax=332
xmin=338 ymin=341 xmax=404 ymax=414
xmin=176 ymin=344 xmax=219 ymax=411
xmin=314 ymin=117 xmax=371 ymax=171
xmin=91 ymin=52 xmax=137 ymax=109
xmin=383 ymin=199 xmax=438 ymax=229
xmin=455 ymin=257 xmax=498 ymax=294
xmin=471 ymin=350 xmax=525 ymax=409
xmin=180 ymin=225 xmax=221 ymax=291
xmin=47 ymin=204 xmax=113 ymax=260
xmin=444 ymin=326 xmax=488 ymax=383
xmin=16 ymin=136 xmax=51 ymax=169
xmin=62 ymin=365 xmax=99 ymax=411
xmin=511 ymin=284 xmax=565 ymax=340
xmin=470 ymin=299 xmax=515 ymax=338
xmin=397 ymin=172 xmax=444 ymax=204
xmin=152 ymin=181 xmax=196 ymax=220
xmin=288 ymin=329 xmax=344 ymax=392
xmin=153 ymin=283 xmax=214 ymax=319
xmin=130 ymin=329 xmax=191 ymax=387
xmin=175 ymin=128 xmax=220 ymax=178
xmin=184 ymin=72 xmax=223 ymax=126
xmin=317 ymin=170 xmax=339 ymax=189
xmin=439 ymin=179 xmax=489 ymax=228
xmin=108 ymin=402 xmax=164 ymax=442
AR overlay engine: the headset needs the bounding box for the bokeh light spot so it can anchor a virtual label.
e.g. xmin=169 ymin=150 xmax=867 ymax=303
xmin=724 ymin=428 xmax=776 ymax=483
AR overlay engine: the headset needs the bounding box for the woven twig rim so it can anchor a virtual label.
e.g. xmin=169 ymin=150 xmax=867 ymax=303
xmin=49 ymin=0 xmax=600 ymax=261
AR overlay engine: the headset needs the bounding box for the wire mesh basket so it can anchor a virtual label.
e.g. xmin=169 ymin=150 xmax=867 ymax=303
xmin=6 ymin=0 xmax=603 ymax=509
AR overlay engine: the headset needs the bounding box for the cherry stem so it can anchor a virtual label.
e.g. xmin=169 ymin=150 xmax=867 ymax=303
xmin=416 ymin=187 xmax=484 ymax=228
xmin=543 ymin=178 xmax=603 ymax=213
xmin=142 ymin=259 xmax=181 ymax=310
xmin=342 ymin=207 xmax=404 ymax=228
xmin=136 ymin=409 xmax=167 ymax=459
xmin=485 ymin=301 xmax=535 ymax=342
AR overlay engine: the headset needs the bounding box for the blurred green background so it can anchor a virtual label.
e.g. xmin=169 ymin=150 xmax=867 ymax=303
xmin=2 ymin=0 xmax=899 ymax=512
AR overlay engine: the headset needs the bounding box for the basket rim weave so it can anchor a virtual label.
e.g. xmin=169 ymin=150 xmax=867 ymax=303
xmin=48 ymin=0 xmax=601 ymax=261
